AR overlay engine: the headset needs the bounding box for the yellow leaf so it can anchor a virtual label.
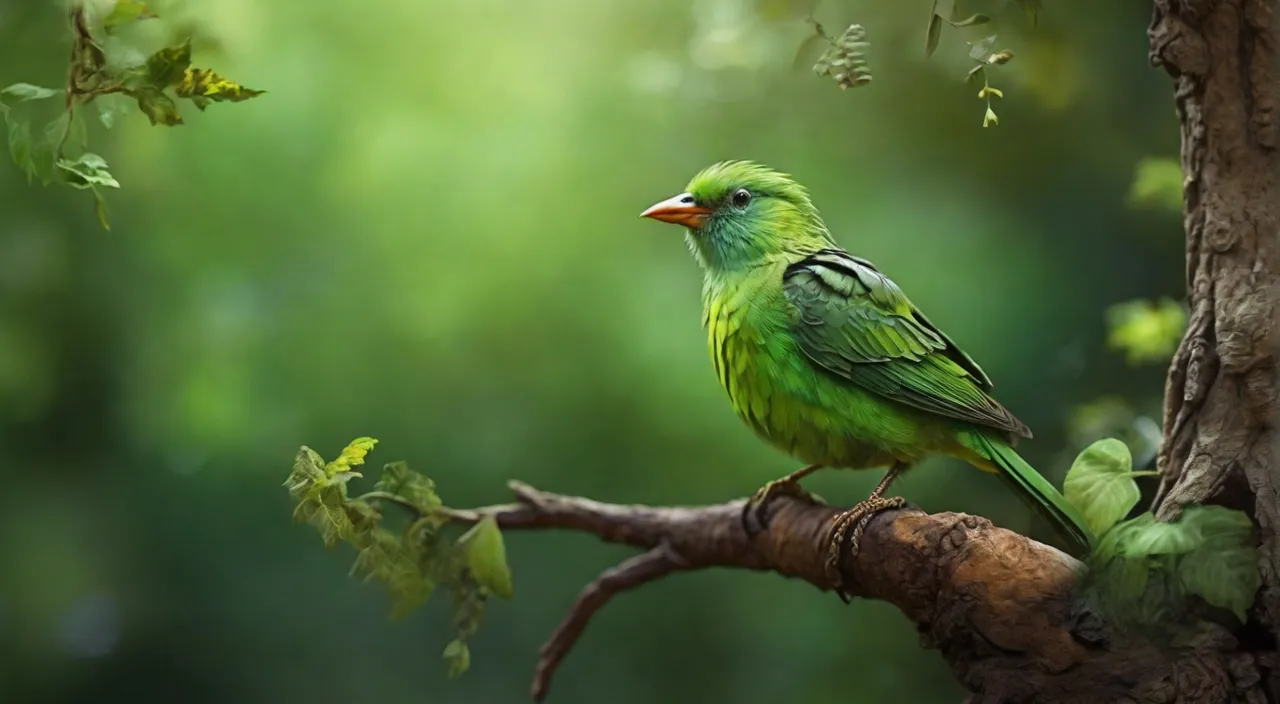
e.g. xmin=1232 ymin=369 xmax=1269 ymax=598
xmin=145 ymin=41 xmax=193 ymax=88
xmin=175 ymin=67 xmax=266 ymax=108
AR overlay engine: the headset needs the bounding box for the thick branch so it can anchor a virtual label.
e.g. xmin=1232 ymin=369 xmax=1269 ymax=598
xmin=457 ymin=482 xmax=1252 ymax=703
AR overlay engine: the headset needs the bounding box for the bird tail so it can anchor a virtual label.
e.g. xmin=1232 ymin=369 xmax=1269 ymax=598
xmin=969 ymin=433 xmax=1094 ymax=556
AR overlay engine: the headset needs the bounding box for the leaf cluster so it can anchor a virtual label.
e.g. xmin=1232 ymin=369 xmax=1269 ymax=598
xmin=284 ymin=438 xmax=515 ymax=677
xmin=1 ymin=1 xmax=264 ymax=229
xmin=1064 ymin=439 xmax=1259 ymax=625
xmin=1106 ymin=298 xmax=1187 ymax=367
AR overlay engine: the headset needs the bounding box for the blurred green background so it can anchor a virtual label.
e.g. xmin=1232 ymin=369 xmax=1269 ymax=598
xmin=1 ymin=0 xmax=1183 ymax=702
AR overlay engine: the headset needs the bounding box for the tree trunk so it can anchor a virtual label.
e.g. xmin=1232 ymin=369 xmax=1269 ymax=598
xmin=1149 ymin=0 xmax=1280 ymax=693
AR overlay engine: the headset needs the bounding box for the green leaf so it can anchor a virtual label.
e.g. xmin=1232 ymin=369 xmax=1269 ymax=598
xmin=1117 ymin=513 xmax=1202 ymax=557
xmin=103 ymin=0 xmax=159 ymax=32
xmin=374 ymin=461 xmax=443 ymax=515
xmin=131 ymin=87 xmax=184 ymax=126
xmin=93 ymin=188 xmax=111 ymax=230
xmin=925 ymin=6 xmax=943 ymax=57
xmin=1 ymin=83 xmax=59 ymax=103
xmin=982 ymin=105 xmax=999 ymax=128
xmin=443 ymin=639 xmax=471 ymax=678
xmin=7 ymin=118 xmax=33 ymax=181
xmin=457 ymin=515 xmax=514 ymax=599
xmin=1177 ymin=506 xmax=1259 ymax=620
xmin=145 ymin=41 xmax=193 ymax=88
xmin=175 ymin=67 xmax=266 ymax=107
xmin=968 ymin=34 xmax=997 ymax=62
xmin=56 ymin=152 xmax=120 ymax=189
xmin=1107 ymin=298 xmax=1186 ymax=366
xmin=1063 ymin=439 xmax=1141 ymax=535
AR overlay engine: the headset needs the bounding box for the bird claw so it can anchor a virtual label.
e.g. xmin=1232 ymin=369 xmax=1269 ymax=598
xmin=824 ymin=495 xmax=907 ymax=601
xmin=741 ymin=478 xmax=822 ymax=538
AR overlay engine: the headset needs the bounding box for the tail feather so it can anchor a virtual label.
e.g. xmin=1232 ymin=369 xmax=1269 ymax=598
xmin=971 ymin=434 xmax=1093 ymax=556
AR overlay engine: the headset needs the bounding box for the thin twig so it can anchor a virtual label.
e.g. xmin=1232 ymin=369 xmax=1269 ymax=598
xmin=531 ymin=543 xmax=689 ymax=702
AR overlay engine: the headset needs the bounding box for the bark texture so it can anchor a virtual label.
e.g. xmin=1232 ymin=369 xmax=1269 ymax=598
xmin=1149 ymin=0 xmax=1280 ymax=694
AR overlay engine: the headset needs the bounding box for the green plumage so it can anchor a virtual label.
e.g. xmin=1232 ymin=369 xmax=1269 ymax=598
xmin=654 ymin=161 xmax=1091 ymax=554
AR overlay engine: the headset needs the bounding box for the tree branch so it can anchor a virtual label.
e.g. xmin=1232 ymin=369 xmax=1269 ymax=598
xmin=453 ymin=481 xmax=1255 ymax=703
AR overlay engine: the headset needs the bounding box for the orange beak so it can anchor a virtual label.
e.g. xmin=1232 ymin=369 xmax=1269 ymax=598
xmin=640 ymin=193 xmax=712 ymax=229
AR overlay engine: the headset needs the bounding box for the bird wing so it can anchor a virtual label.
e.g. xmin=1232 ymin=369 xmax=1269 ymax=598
xmin=782 ymin=248 xmax=1031 ymax=438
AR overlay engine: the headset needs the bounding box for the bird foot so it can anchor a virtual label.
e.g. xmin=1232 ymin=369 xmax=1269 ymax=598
xmin=741 ymin=478 xmax=823 ymax=538
xmin=824 ymin=495 xmax=907 ymax=602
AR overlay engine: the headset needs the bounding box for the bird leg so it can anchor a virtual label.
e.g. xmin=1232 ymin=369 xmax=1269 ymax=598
xmin=824 ymin=464 xmax=908 ymax=602
xmin=741 ymin=464 xmax=825 ymax=537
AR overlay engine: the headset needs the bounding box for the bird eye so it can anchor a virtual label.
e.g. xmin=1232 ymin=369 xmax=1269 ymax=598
xmin=731 ymin=189 xmax=751 ymax=209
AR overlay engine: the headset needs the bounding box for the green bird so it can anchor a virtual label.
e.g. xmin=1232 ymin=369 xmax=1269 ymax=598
xmin=640 ymin=161 xmax=1092 ymax=594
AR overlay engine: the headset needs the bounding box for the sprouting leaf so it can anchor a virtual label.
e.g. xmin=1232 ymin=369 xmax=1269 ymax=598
xmin=443 ymin=640 xmax=471 ymax=678
xmin=1128 ymin=157 xmax=1183 ymax=212
xmin=145 ymin=40 xmax=193 ymax=88
xmin=0 ymin=83 xmax=59 ymax=103
xmin=978 ymin=86 xmax=1003 ymax=99
xmin=1106 ymin=298 xmax=1187 ymax=366
xmin=925 ymin=5 xmax=943 ymax=57
xmin=374 ymin=461 xmax=443 ymax=515
xmin=457 ymin=516 xmax=514 ymax=599
xmin=1063 ymin=439 xmax=1144 ymax=535
xmin=175 ymin=67 xmax=265 ymax=108
xmin=131 ymin=87 xmax=184 ymax=126
xmin=982 ymin=106 xmax=999 ymax=128
xmin=1177 ymin=506 xmax=1259 ymax=620
xmin=328 ymin=436 xmax=378 ymax=475
xmin=103 ymin=0 xmax=158 ymax=32
xmin=56 ymin=152 xmax=120 ymax=189
xmin=947 ymin=13 xmax=990 ymax=27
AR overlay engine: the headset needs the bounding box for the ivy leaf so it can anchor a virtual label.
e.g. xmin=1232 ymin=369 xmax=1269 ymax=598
xmin=103 ymin=0 xmax=158 ymax=32
xmin=1177 ymin=506 xmax=1259 ymax=620
xmin=131 ymin=87 xmax=184 ymax=126
xmin=1064 ymin=439 xmax=1143 ymax=535
xmin=457 ymin=515 xmax=514 ymax=599
xmin=56 ymin=153 xmax=120 ymax=189
xmin=145 ymin=40 xmax=193 ymax=88
xmin=175 ymin=67 xmax=266 ymax=108
xmin=0 ymin=83 xmax=59 ymax=103
xmin=443 ymin=639 xmax=471 ymax=678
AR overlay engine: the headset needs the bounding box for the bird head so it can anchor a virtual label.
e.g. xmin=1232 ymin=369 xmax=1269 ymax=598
xmin=641 ymin=161 xmax=834 ymax=272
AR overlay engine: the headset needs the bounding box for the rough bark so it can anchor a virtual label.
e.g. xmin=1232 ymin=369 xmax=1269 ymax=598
xmin=1149 ymin=0 xmax=1280 ymax=695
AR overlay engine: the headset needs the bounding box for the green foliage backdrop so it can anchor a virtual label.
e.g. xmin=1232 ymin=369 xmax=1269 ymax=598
xmin=1 ymin=1 xmax=1188 ymax=702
